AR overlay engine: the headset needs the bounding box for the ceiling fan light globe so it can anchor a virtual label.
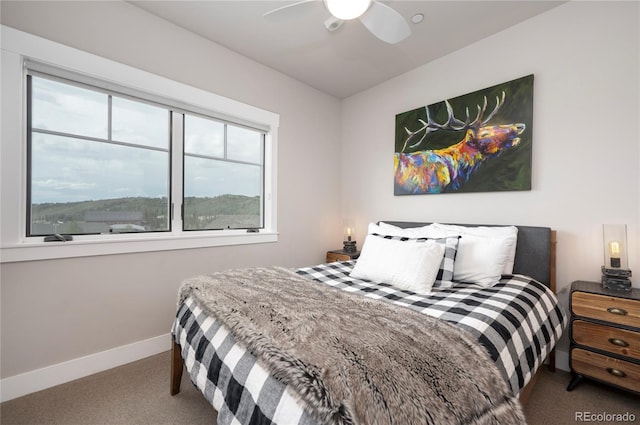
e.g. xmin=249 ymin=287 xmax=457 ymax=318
xmin=325 ymin=0 xmax=372 ymax=20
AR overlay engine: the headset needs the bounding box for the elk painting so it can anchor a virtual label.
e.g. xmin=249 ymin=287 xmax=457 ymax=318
xmin=394 ymin=75 xmax=533 ymax=195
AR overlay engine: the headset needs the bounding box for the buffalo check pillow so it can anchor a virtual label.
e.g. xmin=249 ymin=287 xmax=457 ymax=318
xmin=351 ymin=234 xmax=445 ymax=294
xmin=428 ymin=223 xmax=518 ymax=274
xmin=368 ymin=233 xmax=460 ymax=289
xmin=356 ymin=227 xmax=460 ymax=288
xmin=427 ymin=223 xmax=518 ymax=287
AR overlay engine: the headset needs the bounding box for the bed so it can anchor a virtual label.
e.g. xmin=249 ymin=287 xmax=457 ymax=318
xmin=170 ymin=221 xmax=568 ymax=425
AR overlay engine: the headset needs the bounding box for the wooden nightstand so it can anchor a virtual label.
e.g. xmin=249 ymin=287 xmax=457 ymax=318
xmin=326 ymin=249 xmax=360 ymax=263
xmin=567 ymin=280 xmax=640 ymax=394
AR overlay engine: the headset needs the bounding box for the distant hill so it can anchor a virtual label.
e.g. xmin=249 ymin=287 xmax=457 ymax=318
xmin=31 ymin=194 xmax=260 ymax=233
xmin=32 ymin=197 xmax=168 ymax=223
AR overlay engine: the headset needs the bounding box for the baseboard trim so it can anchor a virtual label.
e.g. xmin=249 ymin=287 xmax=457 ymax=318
xmin=0 ymin=333 xmax=170 ymax=402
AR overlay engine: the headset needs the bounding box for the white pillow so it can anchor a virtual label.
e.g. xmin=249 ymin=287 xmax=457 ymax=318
xmin=376 ymin=222 xmax=432 ymax=238
xmin=367 ymin=222 xmax=384 ymax=235
xmin=426 ymin=223 xmax=518 ymax=287
xmin=430 ymin=223 xmax=518 ymax=272
xmin=351 ymin=234 xmax=445 ymax=294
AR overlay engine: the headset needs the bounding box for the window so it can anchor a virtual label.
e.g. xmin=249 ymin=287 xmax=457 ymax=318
xmin=26 ymin=71 xmax=268 ymax=237
xmin=28 ymin=75 xmax=172 ymax=236
xmin=0 ymin=26 xmax=278 ymax=262
xmin=183 ymin=114 xmax=264 ymax=231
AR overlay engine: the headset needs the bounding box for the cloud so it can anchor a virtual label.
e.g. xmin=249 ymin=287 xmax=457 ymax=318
xmin=33 ymin=179 xmax=96 ymax=191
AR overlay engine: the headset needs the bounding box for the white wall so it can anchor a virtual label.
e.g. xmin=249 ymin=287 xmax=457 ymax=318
xmin=340 ymin=1 xmax=639 ymax=363
xmin=0 ymin=0 xmax=342 ymax=383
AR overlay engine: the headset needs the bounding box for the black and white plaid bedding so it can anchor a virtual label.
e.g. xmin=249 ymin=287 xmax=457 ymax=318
xmin=172 ymin=261 xmax=567 ymax=425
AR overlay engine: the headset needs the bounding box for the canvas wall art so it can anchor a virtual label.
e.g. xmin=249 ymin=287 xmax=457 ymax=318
xmin=394 ymin=75 xmax=533 ymax=195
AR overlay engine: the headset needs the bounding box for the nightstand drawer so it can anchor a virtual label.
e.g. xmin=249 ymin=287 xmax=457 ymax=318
xmin=571 ymin=348 xmax=640 ymax=393
xmin=327 ymin=252 xmax=351 ymax=262
xmin=573 ymin=320 xmax=640 ymax=361
xmin=572 ymin=291 xmax=640 ymax=328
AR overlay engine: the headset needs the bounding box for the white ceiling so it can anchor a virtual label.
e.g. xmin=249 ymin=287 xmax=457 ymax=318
xmin=130 ymin=1 xmax=565 ymax=99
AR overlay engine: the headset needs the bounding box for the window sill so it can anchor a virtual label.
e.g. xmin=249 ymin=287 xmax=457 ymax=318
xmin=0 ymin=231 xmax=278 ymax=263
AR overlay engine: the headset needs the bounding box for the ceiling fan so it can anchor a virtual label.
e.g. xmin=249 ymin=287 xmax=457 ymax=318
xmin=263 ymin=0 xmax=411 ymax=44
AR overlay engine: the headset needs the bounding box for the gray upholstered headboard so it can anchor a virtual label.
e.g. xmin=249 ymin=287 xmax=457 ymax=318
xmin=381 ymin=221 xmax=556 ymax=290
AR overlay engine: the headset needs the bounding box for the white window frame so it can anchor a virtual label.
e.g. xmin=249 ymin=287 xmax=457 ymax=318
xmin=0 ymin=26 xmax=279 ymax=263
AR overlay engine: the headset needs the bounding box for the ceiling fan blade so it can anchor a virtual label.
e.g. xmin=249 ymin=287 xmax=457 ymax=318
xmin=359 ymin=1 xmax=411 ymax=44
xmin=263 ymin=0 xmax=319 ymax=22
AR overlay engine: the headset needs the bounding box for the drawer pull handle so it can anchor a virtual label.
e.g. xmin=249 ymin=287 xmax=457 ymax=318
xmin=606 ymin=307 xmax=628 ymax=316
xmin=608 ymin=338 xmax=629 ymax=348
xmin=606 ymin=368 xmax=626 ymax=378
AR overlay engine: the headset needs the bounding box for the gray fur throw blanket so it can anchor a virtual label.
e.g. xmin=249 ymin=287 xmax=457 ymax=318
xmin=179 ymin=267 xmax=526 ymax=425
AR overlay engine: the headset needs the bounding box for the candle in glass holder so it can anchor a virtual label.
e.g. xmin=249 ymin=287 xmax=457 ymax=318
xmin=609 ymin=241 xmax=621 ymax=268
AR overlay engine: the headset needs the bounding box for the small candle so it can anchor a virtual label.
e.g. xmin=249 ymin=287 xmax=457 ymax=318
xmin=609 ymin=241 xmax=621 ymax=268
xmin=346 ymin=227 xmax=352 ymax=241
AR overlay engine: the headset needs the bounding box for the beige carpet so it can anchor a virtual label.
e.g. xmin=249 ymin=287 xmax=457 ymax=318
xmin=524 ymin=367 xmax=639 ymax=424
xmin=1 ymin=351 xmax=638 ymax=424
xmin=0 ymin=352 xmax=215 ymax=425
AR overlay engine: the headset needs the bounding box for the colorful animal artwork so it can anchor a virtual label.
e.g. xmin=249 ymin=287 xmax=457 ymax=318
xmin=394 ymin=75 xmax=533 ymax=195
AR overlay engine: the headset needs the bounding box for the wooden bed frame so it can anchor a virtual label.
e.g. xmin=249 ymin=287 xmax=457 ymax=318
xmin=171 ymin=223 xmax=558 ymax=408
